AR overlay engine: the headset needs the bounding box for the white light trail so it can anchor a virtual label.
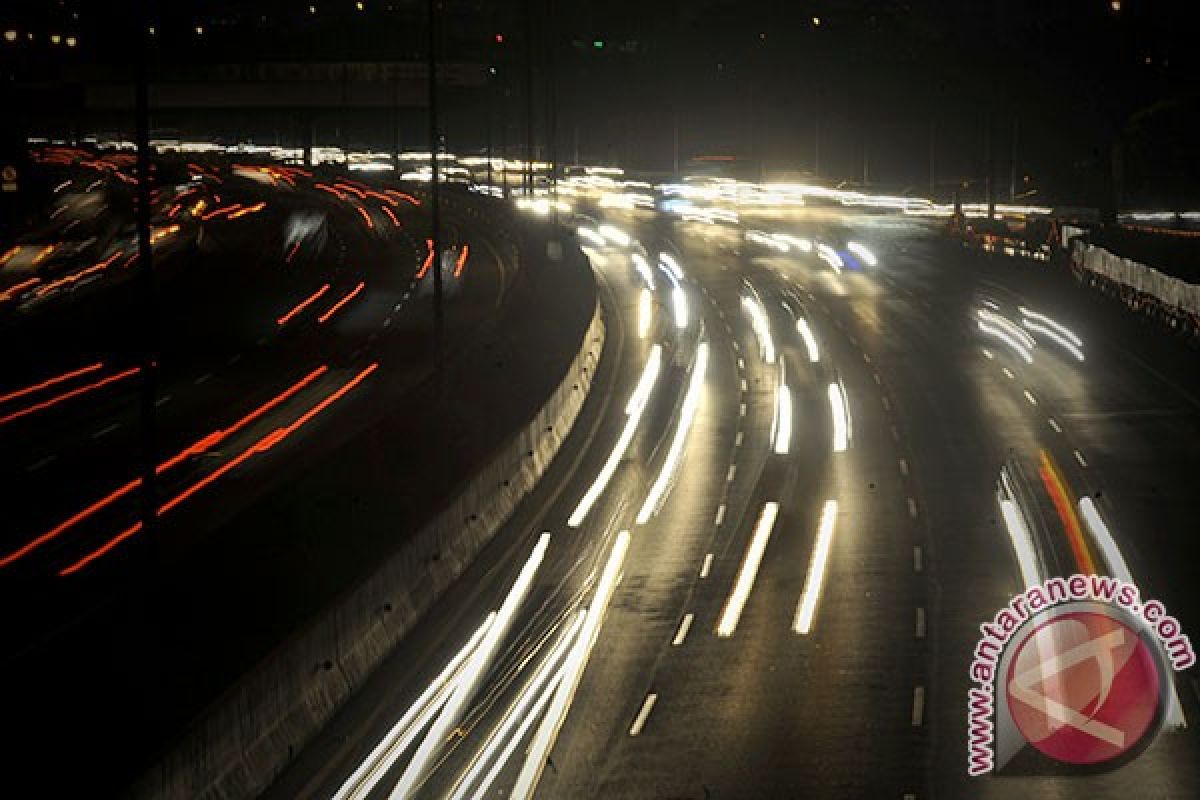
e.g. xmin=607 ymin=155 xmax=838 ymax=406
xmin=568 ymin=346 xmax=663 ymax=528
xmin=630 ymin=253 xmax=656 ymax=290
xmin=1077 ymin=497 xmax=1132 ymax=585
xmin=511 ymin=531 xmax=631 ymax=800
xmin=672 ymin=285 xmax=688 ymax=329
xmin=1019 ymin=307 xmax=1082 ymax=347
xmin=998 ymin=497 xmax=1041 ymax=590
xmin=716 ymin=502 xmax=780 ymax=637
xmin=1022 ymin=318 xmax=1085 ymax=361
xmin=828 ymin=382 xmax=849 ymax=453
xmin=658 ymin=252 xmax=684 ymax=281
xmin=774 ymin=383 xmax=792 ymax=455
xmin=446 ymin=611 xmax=585 ymax=800
xmin=638 ymin=288 xmax=653 ymax=339
xmin=637 ymin=342 xmax=709 ymax=523
xmin=793 ymin=500 xmax=840 ymax=634
xmin=597 ymin=224 xmax=631 ymax=247
xmin=846 ymin=241 xmax=877 ymax=266
xmin=741 ymin=295 xmax=776 ymax=364
xmin=796 ymin=318 xmax=820 ymax=362
xmin=388 ymin=534 xmax=550 ymax=800
xmin=978 ymin=319 xmax=1034 ymax=364
xmin=334 ymin=615 xmax=495 ymax=800
xmin=576 ymin=226 xmax=607 ymax=247
xmin=816 ymin=243 xmax=844 ymax=272
xmin=978 ymin=309 xmax=1036 ymax=350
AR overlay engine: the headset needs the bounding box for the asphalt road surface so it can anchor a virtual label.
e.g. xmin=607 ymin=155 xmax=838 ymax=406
xmin=275 ymin=205 xmax=1200 ymax=800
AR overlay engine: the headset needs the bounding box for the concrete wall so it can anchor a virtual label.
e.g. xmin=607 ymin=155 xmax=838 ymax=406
xmin=130 ymin=265 xmax=604 ymax=800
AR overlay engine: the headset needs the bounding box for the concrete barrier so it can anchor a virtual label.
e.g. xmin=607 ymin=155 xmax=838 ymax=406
xmin=129 ymin=244 xmax=605 ymax=799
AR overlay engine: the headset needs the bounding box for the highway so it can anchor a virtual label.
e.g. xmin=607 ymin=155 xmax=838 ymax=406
xmin=0 ymin=163 xmax=529 ymax=795
xmin=271 ymin=200 xmax=1200 ymax=799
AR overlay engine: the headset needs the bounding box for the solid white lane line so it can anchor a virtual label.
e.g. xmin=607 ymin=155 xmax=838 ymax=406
xmin=629 ymin=693 xmax=659 ymax=736
xmin=726 ymin=465 xmax=737 ymax=482
xmin=672 ymin=614 xmax=695 ymax=646
xmin=913 ymin=546 xmax=923 ymax=572
xmin=907 ymin=498 xmax=919 ymax=519
xmin=898 ymin=458 xmax=909 ymax=477
xmin=699 ymin=553 xmax=714 ymax=579
xmin=912 ymin=687 xmax=926 ymax=726
xmin=1074 ymin=450 xmax=1088 ymax=468
xmin=715 ymin=504 xmax=727 ymax=526
xmin=915 ymin=607 xmax=926 ymax=639
xmin=1048 ymin=417 xmax=1062 ymax=433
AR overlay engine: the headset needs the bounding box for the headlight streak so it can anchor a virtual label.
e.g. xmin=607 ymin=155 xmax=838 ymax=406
xmin=1075 ymin=496 xmax=1189 ymax=729
xmin=630 ymin=253 xmax=656 ymax=290
xmin=796 ymin=318 xmax=820 ymax=362
xmin=996 ymin=470 xmax=1042 ymax=590
xmin=576 ymin=226 xmax=607 ymax=247
xmin=716 ymin=502 xmax=780 ymax=637
xmin=828 ymin=382 xmax=849 ymax=453
xmin=446 ymin=611 xmax=586 ymax=800
xmin=1019 ymin=307 xmax=1082 ymax=347
xmin=977 ymin=309 xmax=1035 ymax=363
xmin=567 ymin=346 xmax=663 ymax=528
xmin=741 ymin=294 xmax=776 ymax=364
xmin=636 ymin=342 xmax=709 ymax=524
xmin=846 ymin=241 xmax=878 ymax=266
xmin=637 ymin=288 xmax=653 ymax=339
xmin=816 ymin=243 xmax=844 ymax=272
xmin=774 ymin=383 xmax=793 ymax=455
xmin=511 ymin=531 xmax=631 ymax=800
xmin=333 ymin=614 xmax=496 ymax=800
xmin=388 ymin=534 xmax=551 ymax=800
xmin=1020 ymin=314 xmax=1085 ymax=361
xmin=658 ymin=252 xmax=684 ymax=282
xmin=672 ymin=285 xmax=688 ymax=329
xmin=597 ymin=224 xmax=631 ymax=247
xmin=792 ymin=500 xmax=839 ymax=634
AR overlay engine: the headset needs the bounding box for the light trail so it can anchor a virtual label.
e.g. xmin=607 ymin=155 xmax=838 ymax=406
xmin=333 ymin=614 xmax=496 ymax=800
xmin=828 ymin=382 xmax=849 ymax=453
xmin=567 ymin=346 xmax=662 ymax=528
xmin=774 ymin=382 xmax=792 ymax=455
xmin=0 ymin=362 xmax=105 ymax=407
xmin=796 ymin=318 xmax=820 ymax=362
xmin=0 ymin=366 xmax=140 ymax=428
xmin=793 ymin=500 xmax=840 ymax=634
xmin=276 ymin=283 xmax=331 ymax=326
xmin=846 ymin=241 xmax=877 ymax=266
xmin=388 ymin=533 xmax=551 ymax=800
xmin=637 ymin=342 xmax=709 ymax=523
xmin=317 ymin=282 xmax=366 ymax=324
xmin=716 ymin=502 xmax=780 ymax=637
xmin=510 ymin=530 xmax=630 ymax=800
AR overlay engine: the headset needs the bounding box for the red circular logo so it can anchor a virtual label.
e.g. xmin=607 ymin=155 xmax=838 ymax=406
xmin=1005 ymin=611 xmax=1162 ymax=765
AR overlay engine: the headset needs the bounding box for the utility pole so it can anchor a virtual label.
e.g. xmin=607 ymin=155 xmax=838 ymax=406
xmin=523 ymin=0 xmax=535 ymax=195
xmin=426 ymin=0 xmax=443 ymax=346
xmin=1009 ymin=117 xmax=1019 ymax=202
xmin=984 ymin=114 xmax=995 ymax=219
xmin=929 ymin=119 xmax=936 ymax=199
xmin=134 ymin=0 xmax=158 ymax=540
